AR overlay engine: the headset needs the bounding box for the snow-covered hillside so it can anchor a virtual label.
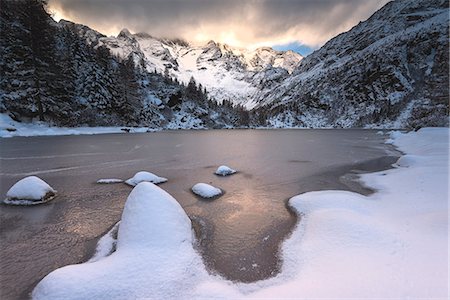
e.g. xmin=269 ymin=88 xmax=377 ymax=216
xmin=252 ymin=0 xmax=449 ymax=128
xmin=71 ymin=26 xmax=303 ymax=109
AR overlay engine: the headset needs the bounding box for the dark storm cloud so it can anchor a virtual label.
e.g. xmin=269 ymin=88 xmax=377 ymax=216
xmin=49 ymin=0 xmax=390 ymax=48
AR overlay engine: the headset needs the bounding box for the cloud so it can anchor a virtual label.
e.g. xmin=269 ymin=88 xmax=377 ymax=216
xmin=48 ymin=0 xmax=390 ymax=49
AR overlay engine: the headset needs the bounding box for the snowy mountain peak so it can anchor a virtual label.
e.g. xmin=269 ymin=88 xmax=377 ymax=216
xmin=118 ymin=28 xmax=133 ymax=39
xmin=89 ymin=30 xmax=303 ymax=108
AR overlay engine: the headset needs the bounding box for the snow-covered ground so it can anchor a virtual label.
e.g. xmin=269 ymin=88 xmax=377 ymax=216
xmin=0 ymin=114 xmax=157 ymax=138
xmin=32 ymin=128 xmax=448 ymax=299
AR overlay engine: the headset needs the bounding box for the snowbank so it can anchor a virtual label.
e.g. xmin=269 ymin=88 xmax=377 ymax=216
xmin=32 ymin=128 xmax=449 ymax=299
xmin=4 ymin=176 xmax=56 ymax=205
xmin=96 ymin=179 xmax=123 ymax=184
xmin=192 ymin=183 xmax=222 ymax=198
xmin=0 ymin=114 xmax=156 ymax=138
xmin=214 ymin=165 xmax=236 ymax=176
xmin=33 ymin=182 xmax=209 ymax=300
xmin=125 ymin=171 xmax=167 ymax=186
xmin=247 ymin=128 xmax=449 ymax=298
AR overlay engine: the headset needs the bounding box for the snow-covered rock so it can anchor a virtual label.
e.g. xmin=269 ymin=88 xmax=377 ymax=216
xmin=96 ymin=179 xmax=123 ymax=184
xmin=214 ymin=165 xmax=236 ymax=176
xmin=125 ymin=171 xmax=167 ymax=186
xmin=191 ymin=183 xmax=222 ymax=198
xmin=4 ymin=176 xmax=57 ymax=205
xmin=32 ymin=182 xmax=205 ymax=300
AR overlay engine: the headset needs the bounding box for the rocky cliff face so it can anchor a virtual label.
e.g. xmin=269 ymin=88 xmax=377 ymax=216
xmin=251 ymin=0 xmax=449 ymax=128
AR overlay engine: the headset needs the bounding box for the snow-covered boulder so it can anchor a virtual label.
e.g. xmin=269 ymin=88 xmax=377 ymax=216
xmin=97 ymin=178 xmax=123 ymax=184
xmin=214 ymin=165 xmax=236 ymax=176
xmin=32 ymin=182 xmax=201 ymax=300
xmin=4 ymin=176 xmax=56 ymax=205
xmin=192 ymin=183 xmax=222 ymax=198
xmin=125 ymin=171 xmax=167 ymax=186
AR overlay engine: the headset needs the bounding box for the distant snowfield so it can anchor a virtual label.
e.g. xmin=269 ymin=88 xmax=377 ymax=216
xmin=32 ymin=128 xmax=449 ymax=299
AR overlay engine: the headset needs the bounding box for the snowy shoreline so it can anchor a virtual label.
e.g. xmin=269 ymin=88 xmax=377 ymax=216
xmin=1 ymin=114 xmax=403 ymax=138
xmin=31 ymin=128 xmax=448 ymax=299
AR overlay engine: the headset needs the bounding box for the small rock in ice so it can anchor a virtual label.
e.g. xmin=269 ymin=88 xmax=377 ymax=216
xmin=125 ymin=171 xmax=168 ymax=186
xmin=214 ymin=165 xmax=236 ymax=176
xmin=4 ymin=176 xmax=57 ymax=205
xmin=192 ymin=183 xmax=222 ymax=198
xmin=97 ymin=178 xmax=123 ymax=184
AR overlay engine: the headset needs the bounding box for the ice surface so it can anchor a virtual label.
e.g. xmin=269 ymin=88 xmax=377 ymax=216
xmin=4 ymin=176 xmax=56 ymax=205
xmin=96 ymin=179 xmax=123 ymax=184
xmin=214 ymin=165 xmax=236 ymax=176
xmin=191 ymin=183 xmax=222 ymax=198
xmin=125 ymin=171 xmax=168 ymax=186
xmin=32 ymin=128 xmax=449 ymax=299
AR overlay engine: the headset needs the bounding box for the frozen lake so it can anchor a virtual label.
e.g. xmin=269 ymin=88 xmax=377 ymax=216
xmin=0 ymin=129 xmax=399 ymax=299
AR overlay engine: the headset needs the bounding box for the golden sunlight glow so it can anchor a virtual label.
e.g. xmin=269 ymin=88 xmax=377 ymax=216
xmin=49 ymin=8 xmax=65 ymax=22
xmin=47 ymin=0 xmax=390 ymax=49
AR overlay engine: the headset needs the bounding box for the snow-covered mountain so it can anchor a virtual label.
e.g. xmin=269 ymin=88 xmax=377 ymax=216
xmin=251 ymin=0 xmax=449 ymax=128
xmin=63 ymin=25 xmax=303 ymax=109
xmin=1 ymin=0 xmax=448 ymax=130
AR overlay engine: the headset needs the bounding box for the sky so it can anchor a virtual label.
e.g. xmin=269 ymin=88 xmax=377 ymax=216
xmin=48 ymin=0 xmax=390 ymax=56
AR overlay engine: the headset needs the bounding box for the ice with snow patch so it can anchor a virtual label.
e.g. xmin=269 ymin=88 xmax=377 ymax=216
xmin=97 ymin=178 xmax=123 ymax=184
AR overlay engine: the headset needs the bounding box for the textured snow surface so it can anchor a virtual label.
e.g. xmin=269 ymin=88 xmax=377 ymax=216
xmin=4 ymin=176 xmax=56 ymax=205
xmin=96 ymin=179 xmax=123 ymax=184
xmin=125 ymin=171 xmax=168 ymax=186
xmin=32 ymin=128 xmax=448 ymax=299
xmin=192 ymin=183 xmax=222 ymax=198
xmin=215 ymin=165 xmax=236 ymax=176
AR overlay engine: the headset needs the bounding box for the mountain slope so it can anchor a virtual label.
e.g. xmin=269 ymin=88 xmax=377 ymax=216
xmin=89 ymin=30 xmax=303 ymax=109
xmin=251 ymin=0 xmax=449 ymax=128
xmin=0 ymin=0 xmax=250 ymax=129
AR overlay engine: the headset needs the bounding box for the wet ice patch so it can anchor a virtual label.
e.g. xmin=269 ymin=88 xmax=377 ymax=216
xmin=214 ymin=165 xmax=236 ymax=176
xmin=96 ymin=179 xmax=123 ymax=184
xmin=3 ymin=176 xmax=56 ymax=205
xmin=192 ymin=183 xmax=222 ymax=198
xmin=125 ymin=171 xmax=167 ymax=186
